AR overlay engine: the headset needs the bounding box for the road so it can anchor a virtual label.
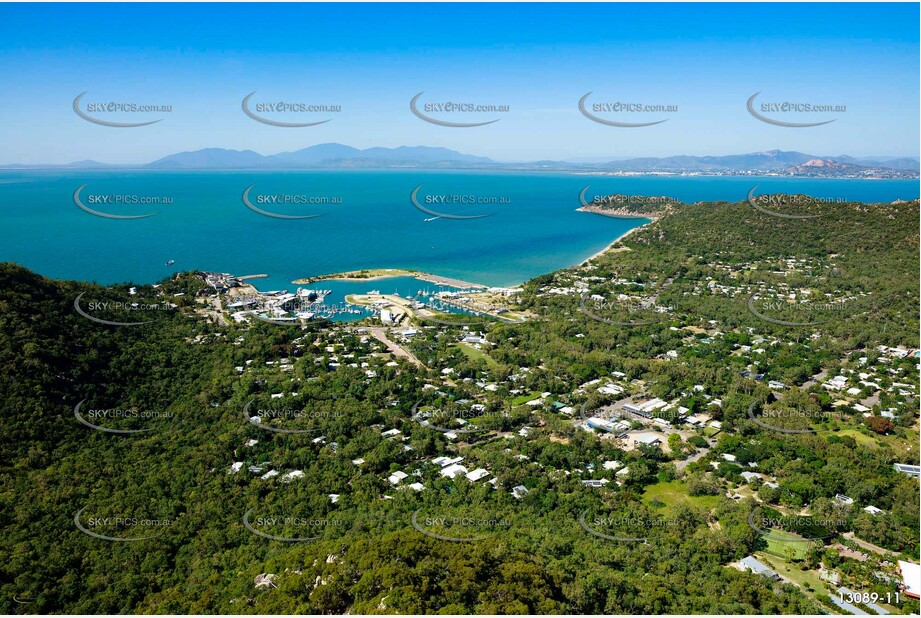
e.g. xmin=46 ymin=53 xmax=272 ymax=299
xmin=367 ymin=327 xmax=425 ymax=369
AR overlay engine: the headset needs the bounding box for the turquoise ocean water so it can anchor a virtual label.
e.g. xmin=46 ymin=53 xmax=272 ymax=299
xmin=0 ymin=170 xmax=916 ymax=297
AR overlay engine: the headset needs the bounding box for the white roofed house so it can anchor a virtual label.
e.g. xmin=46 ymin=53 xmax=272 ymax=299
xmin=440 ymin=463 xmax=468 ymax=479
xmin=898 ymin=561 xmax=921 ymax=599
xmin=387 ymin=470 xmax=409 ymax=485
xmin=633 ymin=433 xmax=661 ymax=447
xmin=465 ymin=468 xmax=490 ymax=482
xmin=737 ymin=556 xmax=779 ymax=580
xmin=511 ymin=485 xmax=529 ymax=499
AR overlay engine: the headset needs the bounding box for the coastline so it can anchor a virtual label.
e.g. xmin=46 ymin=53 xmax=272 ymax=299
xmin=291 ymin=212 xmax=657 ymax=291
xmin=579 ymin=221 xmax=651 ymax=266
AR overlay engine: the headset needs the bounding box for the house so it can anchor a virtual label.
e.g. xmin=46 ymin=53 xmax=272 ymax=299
xmin=599 ymin=383 xmax=625 ymax=396
xmin=440 ymin=463 xmax=468 ymax=479
xmin=899 ymin=561 xmax=920 ymax=599
xmin=465 ymin=468 xmax=490 ymax=482
xmin=387 ymin=471 xmax=408 ymax=485
xmin=820 ymin=569 xmax=841 ymax=585
xmin=863 ymin=505 xmax=884 ymax=516
xmin=633 ymin=433 xmax=661 ymax=447
xmin=585 ymin=417 xmax=617 ymax=433
xmin=511 ymin=485 xmax=529 ymax=499
xmin=834 ymin=494 xmax=854 ymax=506
xmin=894 ymin=463 xmax=920 ymax=478
xmin=581 ymin=479 xmax=609 ymax=488
xmin=738 ymin=556 xmax=779 ymax=580
xmin=254 ymin=573 xmax=278 ymax=589
xmin=824 ymin=375 xmax=849 ymax=391
xmin=432 ymin=456 xmax=463 ymax=467
xmin=624 ymin=398 xmax=668 ymax=418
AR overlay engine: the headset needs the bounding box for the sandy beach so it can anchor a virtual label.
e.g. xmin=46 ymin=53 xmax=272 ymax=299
xmin=579 ymin=221 xmax=652 ymax=266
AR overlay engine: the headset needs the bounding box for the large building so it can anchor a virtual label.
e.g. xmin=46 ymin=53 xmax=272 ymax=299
xmin=894 ymin=463 xmax=921 ymax=478
xmin=899 ymin=561 xmax=920 ymax=599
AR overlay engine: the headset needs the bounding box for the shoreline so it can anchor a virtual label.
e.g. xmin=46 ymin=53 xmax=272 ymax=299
xmin=579 ymin=222 xmax=651 ymax=266
xmin=291 ymin=211 xmax=658 ymax=291
xmin=288 ymin=220 xmax=654 ymax=293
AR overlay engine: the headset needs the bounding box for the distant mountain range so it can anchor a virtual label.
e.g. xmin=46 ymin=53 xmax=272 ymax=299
xmin=3 ymin=145 xmax=918 ymax=178
xmin=146 ymin=144 xmax=493 ymax=169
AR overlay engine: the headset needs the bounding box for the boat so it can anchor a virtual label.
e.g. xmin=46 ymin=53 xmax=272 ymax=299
xmin=165 ymin=259 xmax=175 ymax=266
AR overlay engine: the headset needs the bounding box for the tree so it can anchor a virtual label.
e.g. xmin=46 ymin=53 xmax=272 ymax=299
xmin=866 ymin=416 xmax=894 ymax=434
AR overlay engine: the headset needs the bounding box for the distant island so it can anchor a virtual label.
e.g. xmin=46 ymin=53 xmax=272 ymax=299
xmin=3 ymin=145 xmax=917 ymax=179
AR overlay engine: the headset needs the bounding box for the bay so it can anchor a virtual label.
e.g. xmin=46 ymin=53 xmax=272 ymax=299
xmin=0 ymin=169 xmax=916 ymax=295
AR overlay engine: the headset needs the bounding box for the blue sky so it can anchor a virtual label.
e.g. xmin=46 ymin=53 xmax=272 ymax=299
xmin=0 ymin=3 xmax=917 ymax=163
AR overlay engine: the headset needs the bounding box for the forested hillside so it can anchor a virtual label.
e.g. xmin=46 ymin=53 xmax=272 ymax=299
xmin=1 ymin=195 xmax=917 ymax=614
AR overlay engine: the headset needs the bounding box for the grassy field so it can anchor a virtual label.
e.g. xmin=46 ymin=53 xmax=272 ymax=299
xmin=824 ymin=428 xmax=879 ymax=447
xmin=510 ymin=391 xmax=543 ymax=406
xmin=763 ymin=531 xmax=810 ymax=560
xmin=642 ymin=480 xmax=722 ymax=511
xmin=455 ymin=342 xmax=498 ymax=367
xmin=756 ymin=553 xmax=829 ymax=603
